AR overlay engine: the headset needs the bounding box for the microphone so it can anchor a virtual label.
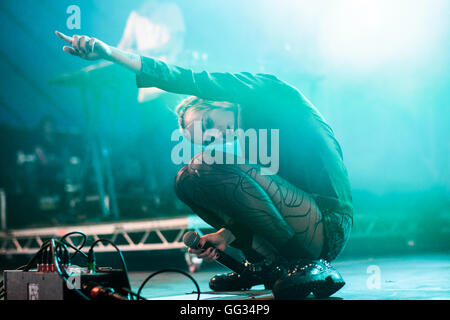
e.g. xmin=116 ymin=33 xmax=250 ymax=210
xmin=183 ymin=231 xmax=246 ymax=274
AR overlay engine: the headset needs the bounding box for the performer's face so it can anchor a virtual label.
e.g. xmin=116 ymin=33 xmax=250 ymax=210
xmin=183 ymin=105 xmax=236 ymax=145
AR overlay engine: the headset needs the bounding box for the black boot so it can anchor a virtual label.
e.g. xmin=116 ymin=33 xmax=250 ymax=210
xmin=272 ymin=259 xmax=345 ymax=299
xmin=209 ymin=260 xmax=287 ymax=291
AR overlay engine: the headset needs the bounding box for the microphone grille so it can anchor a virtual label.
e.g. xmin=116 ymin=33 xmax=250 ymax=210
xmin=183 ymin=231 xmax=200 ymax=248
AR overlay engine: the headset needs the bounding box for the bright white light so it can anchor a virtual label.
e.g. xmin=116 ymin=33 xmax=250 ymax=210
xmin=318 ymin=0 xmax=444 ymax=72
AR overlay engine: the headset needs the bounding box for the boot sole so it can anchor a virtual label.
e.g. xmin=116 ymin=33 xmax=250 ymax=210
xmin=311 ymin=275 xmax=345 ymax=299
xmin=273 ymin=271 xmax=345 ymax=300
xmin=210 ymin=282 xmax=273 ymax=292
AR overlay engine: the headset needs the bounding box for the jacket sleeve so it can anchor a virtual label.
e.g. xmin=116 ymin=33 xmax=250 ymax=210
xmin=136 ymin=56 xmax=290 ymax=104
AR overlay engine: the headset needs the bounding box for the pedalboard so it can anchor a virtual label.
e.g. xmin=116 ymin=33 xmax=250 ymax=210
xmin=3 ymin=268 xmax=130 ymax=300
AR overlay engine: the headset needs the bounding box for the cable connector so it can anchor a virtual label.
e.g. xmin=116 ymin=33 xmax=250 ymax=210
xmin=63 ymin=246 xmax=71 ymax=269
xmin=87 ymin=248 xmax=96 ymax=273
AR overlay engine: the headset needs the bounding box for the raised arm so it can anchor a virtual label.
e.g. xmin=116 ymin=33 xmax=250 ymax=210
xmin=135 ymin=56 xmax=283 ymax=104
xmin=56 ymin=31 xmax=290 ymax=104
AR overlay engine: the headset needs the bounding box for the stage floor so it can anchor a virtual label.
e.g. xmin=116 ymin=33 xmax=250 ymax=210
xmin=133 ymin=253 xmax=450 ymax=300
xmin=1 ymin=253 xmax=448 ymax=300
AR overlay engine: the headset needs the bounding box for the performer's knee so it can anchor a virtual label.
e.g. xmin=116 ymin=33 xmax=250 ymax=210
xmin=175 ymin=151 xmax=240 ymax=202
xmin=174 ymin=155 xmax=215 ymax=201
xmin=187 ymin=151 xmax=217 ymax=178
xmin=174 ymin=165 xmax=190 ymax=201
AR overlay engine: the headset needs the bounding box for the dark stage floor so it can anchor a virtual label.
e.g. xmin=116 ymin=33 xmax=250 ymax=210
xmin=1 ymin=253 xmax=448 ymax=300
xmin=132 ymin=253 xmax=450 ymax=300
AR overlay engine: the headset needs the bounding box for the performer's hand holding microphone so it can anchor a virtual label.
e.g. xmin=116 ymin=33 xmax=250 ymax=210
xmin=183 ymin=230 xmax=246 ymax=274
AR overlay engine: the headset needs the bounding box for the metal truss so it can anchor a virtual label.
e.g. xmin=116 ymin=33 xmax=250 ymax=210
xmin=1 ymin=212 xmax=448 ymax=256
xmin=0 ymin=215 xmax=213 ymax=255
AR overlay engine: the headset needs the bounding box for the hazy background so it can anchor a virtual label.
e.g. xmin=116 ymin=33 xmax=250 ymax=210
xmin=0 ymin=0 xmax=448 ymax=254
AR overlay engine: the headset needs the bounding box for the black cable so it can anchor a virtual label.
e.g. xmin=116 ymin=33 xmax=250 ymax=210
xmin=137 ymin=269 xmax=201 ymax=300
xmin=121 ymin=287 xmax=146 ymax=300
xmin=51 ymin=239 xmax=90 ymax=300
xmin=59 ymin=231 xmax=88 ymax=259
xmin=52 ymin=240 xmax=70 ymax=276
xmin=20 ymin=240 xmax=52 ymax=272
xmin=0 ymin=238 xmax=85 ymax=300
xmin=1 ymin=232 xmax=202 ymax=301
xmin=88 ymin=238 xmax=132 ymax=299
xmin=0 ymin=241 xmax=52 ymax=298
xmin=1 ymin=235 xmax=128 ymax=301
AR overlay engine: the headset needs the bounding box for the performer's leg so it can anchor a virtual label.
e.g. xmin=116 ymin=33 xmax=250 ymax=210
xmin=175 ymin=166 xmax=228 ymax=230
xmin=175 ymin=165 xmax=271 ymax=262
xmin=239 ymin=165 xmax=325 ymax=260
xmin=174 ymin=151 xmax=324 ymax=262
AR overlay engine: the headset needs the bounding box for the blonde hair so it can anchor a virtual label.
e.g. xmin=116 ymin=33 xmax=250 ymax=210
xmin=175 ymin=96 xmax=238 ymax=129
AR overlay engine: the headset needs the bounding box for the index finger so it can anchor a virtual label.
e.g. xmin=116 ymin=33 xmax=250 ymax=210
xmin=55 ymin=30 xmax=72 ymax=44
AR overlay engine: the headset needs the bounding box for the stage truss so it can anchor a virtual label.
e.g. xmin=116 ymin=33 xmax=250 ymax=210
xmin=0 ymin=215 xmax=212 ymax=255
xmin=0 ymin=212 xmax=449 ymax=256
